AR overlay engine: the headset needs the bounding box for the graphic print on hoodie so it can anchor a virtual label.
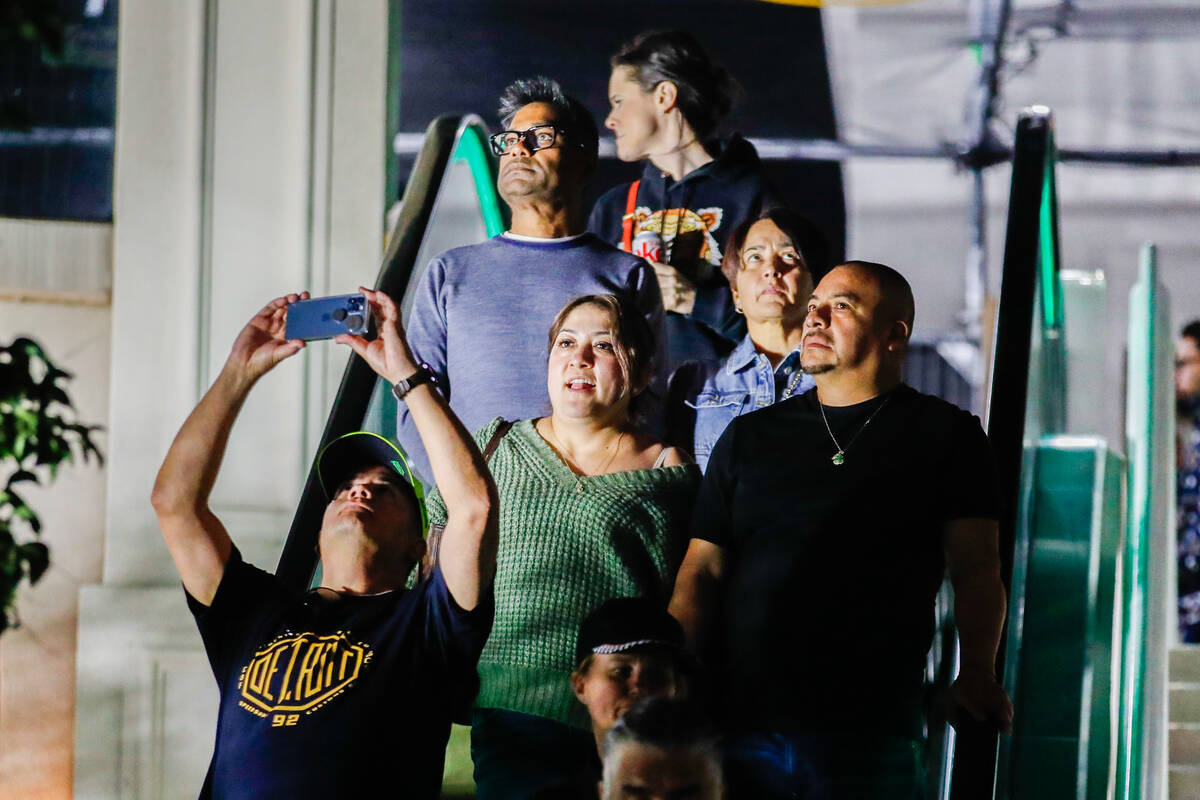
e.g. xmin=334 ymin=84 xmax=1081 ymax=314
xmin=587 ymin=134 xmax=779 ymax=372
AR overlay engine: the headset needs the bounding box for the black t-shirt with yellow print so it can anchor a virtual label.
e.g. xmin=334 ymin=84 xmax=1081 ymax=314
xmin=187 ymin=548 xmax=491 ymax=799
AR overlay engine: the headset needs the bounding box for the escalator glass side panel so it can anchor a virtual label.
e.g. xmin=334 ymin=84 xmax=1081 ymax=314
xmin=1116 ymin=244 xmax=1173 ymax=800
xmin=1000 ymin=439 xmax=1124 ymax=800
xmin=1036 ymin=132 xmax=1067 ymax=435
xmin=1059 ymin=271 xmax=1108 ymax=436
xmin=955 ymin=107 xmax=1061 ymax=800
xmin=994 ymin=443 xmax=1035 ymax=800
xmin=1037 ymin=139 xmax=1064 ymax=334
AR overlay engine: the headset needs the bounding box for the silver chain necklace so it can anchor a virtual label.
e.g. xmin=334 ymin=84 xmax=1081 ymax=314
xmin=816 ymin=393 xmax=892 ymax=466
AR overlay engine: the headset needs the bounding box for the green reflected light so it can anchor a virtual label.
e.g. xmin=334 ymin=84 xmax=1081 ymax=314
xmin=454 ymin=125 xmax=506 ymax=237
xmin=1038 ymin=133 xmax=1063 ymax=332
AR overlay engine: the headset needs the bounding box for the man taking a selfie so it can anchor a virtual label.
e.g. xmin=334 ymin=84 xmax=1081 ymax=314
xmin=152 ymin=287 xmax=497 ymax=798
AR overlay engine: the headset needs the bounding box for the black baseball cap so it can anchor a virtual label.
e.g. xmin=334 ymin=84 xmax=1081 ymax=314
xmin=575 ymin=597 xmax=691 ymax=667
xmin=315 ymin=431 xmax=428 ymax=532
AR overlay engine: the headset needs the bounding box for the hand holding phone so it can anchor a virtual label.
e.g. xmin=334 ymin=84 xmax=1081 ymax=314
xmin=334 ymin=287 xmax=419 ymax=386
xmin=285 ymin=293 xmax=370 ymax=341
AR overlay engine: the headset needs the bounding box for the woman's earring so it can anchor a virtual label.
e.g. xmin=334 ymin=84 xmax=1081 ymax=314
xmin=735 ymin=305 xmax=744 ymax=314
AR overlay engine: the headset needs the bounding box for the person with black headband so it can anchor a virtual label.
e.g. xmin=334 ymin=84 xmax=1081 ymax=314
xmin=589 ymin=30 xmax=781 ymax=373
xmin=669 ymin=262 xmax=1012 ymax=798
xmin=533 ymin=597 xmax=698 ymax=800
xmin=151 ymin=287 xmax=497 ymax=799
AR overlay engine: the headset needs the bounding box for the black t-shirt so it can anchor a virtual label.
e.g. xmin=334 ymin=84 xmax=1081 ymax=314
xmin=692 ymin=384 xmax=998 ymax=736
xmin=187 ymin=549 xmax=492 ymax=799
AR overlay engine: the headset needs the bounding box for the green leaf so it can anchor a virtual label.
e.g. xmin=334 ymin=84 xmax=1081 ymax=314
xmin=6 ymin=470 xmax=38 ymax=489
xmin=16 ymin=338 xmax=47 ymax=361
xmin=0 ymin=334 xmax=106 ymax=638
xmin=13 ymin=503 xmax=41 ymax=534
xmin=19 ymin=542 xmax=49 ymax=584
xmin=5 ymin=487 xmax=25 ymax=511
xmin=42 ymin=384 xmax=70 ymax=408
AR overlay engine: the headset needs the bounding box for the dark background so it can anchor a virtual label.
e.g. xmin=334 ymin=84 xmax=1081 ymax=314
xmin=0 ymin=0 xmax=846 ymax=258
xmin=395 ymin=0 xmax=846 ymax=259
xmin=0 ymin=0 xmax=117 ymax=221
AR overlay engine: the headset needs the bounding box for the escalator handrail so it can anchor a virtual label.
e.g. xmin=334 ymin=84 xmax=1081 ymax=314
xmin=275 ymin=114 xmax=491 ymax=588
xmin=949 ymin=107 xmax=1059 ymax=800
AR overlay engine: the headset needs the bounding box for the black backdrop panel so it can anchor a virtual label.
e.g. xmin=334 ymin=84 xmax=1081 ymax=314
xmin=397 ymin=0 xmax=845 ymax=259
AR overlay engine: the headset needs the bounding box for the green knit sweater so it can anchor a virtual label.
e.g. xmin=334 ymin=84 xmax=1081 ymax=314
xmin=426 ymin=417 xmax=700 ymax=729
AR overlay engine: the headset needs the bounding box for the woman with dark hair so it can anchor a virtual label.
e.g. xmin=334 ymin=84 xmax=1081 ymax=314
xmin=668 ymin=208 xmax=830 ymax=471
xmin=588 ymin=30 xmax=780 ymax=372
xmin=422 ymin=294 xmax=700 ymax=799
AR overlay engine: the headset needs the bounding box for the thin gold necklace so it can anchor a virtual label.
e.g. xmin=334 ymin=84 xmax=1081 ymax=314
xmin=548 ymin=421 xmax=624 ymax=476
xmin=816 ymin=393 xmax=892 ymax=466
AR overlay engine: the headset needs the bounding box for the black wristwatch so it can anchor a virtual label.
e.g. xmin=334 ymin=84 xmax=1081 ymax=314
xmin=392 ymin=364 xmax=435 ymax=401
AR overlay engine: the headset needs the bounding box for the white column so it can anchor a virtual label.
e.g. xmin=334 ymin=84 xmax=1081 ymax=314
xmin=75 ymin=1 xmax=387 ymax=795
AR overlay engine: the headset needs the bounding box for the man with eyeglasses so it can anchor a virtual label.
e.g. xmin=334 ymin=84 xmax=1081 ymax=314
xmin=1177 ymin=321 xmax=1200 ymax=641
xmin=397 ymin=76 xmax=664 ymax=480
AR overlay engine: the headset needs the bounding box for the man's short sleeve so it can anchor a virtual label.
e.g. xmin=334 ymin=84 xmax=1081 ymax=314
xmin=938 ymin=409 xmax=1000 ymax=523
xmin=690 ymin=419 xmax=739 ymax=548
xmin=185 ymin=549 xmax=288 ymax=684
xmin=420 ymin=564 xmax=494 ymax=670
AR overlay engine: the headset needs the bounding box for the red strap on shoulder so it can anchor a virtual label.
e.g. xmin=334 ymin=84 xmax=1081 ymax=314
xmin=620 ymin=180 xmax=640 ymax=252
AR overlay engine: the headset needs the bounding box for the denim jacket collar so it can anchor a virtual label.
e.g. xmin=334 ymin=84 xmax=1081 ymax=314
xmin=724 ymin=333 xmax=803 ymax=376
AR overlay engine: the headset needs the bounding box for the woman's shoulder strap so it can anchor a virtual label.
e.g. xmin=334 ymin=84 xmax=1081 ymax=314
xmin=652 ymin=445 xmax=671 ymax=469
xmin=482 ymin=419 xmax=514 ymax=462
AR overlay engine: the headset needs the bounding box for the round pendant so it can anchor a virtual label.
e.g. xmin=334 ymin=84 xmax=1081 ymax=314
xmin=832 ymin=451 xmax=845 ymax=466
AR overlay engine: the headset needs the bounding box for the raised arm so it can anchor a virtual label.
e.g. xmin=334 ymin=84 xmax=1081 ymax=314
xmin=151 ymin=293 xmax=308 ymax=605
xmin=338 ymin=287 xmax=497 ymax=610
xmin=944 ymin=516 xmax=1013 ymax=734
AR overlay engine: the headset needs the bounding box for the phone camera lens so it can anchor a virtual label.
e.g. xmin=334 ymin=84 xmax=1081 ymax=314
xmin=345 ymin=314 xmax=364 ymax=330
xmin=332 ymin=308 xmax=347 ymax=321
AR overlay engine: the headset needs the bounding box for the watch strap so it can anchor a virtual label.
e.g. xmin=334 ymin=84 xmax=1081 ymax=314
xmin=392 ymin=365 xmax=435 ymax=401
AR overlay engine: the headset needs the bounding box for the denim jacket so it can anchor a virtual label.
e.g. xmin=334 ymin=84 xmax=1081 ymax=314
xmin=683 ymin=333 xmax=814 ymax=471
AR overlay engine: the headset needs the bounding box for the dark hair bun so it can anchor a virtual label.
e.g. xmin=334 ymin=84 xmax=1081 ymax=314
xmin=612 ymin=30 xmax=741 ymax=139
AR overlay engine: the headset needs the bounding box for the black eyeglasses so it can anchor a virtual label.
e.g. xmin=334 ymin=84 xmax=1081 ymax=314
xmin=489 ymin=124 xmax=570 ymax=156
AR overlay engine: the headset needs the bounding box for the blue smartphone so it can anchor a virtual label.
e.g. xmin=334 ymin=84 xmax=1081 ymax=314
xmin=285 ymin=294 xmax=370 ymax=341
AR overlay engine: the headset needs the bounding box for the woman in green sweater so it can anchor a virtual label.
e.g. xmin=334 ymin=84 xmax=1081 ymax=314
xmin=426 ymin=294 xmax=700 ymax=799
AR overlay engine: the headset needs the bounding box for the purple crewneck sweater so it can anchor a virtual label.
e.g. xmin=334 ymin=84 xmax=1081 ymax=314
xmin=397 ymin=233 xmax=664 ymax=479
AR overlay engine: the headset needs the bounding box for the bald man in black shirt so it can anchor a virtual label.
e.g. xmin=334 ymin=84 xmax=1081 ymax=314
xmin=670 ymin=261 xmax=1012 ymax=799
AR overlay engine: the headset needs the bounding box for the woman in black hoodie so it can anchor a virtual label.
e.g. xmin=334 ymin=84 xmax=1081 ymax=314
xmin=588 ymin=30 xmax=779 ymax=373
